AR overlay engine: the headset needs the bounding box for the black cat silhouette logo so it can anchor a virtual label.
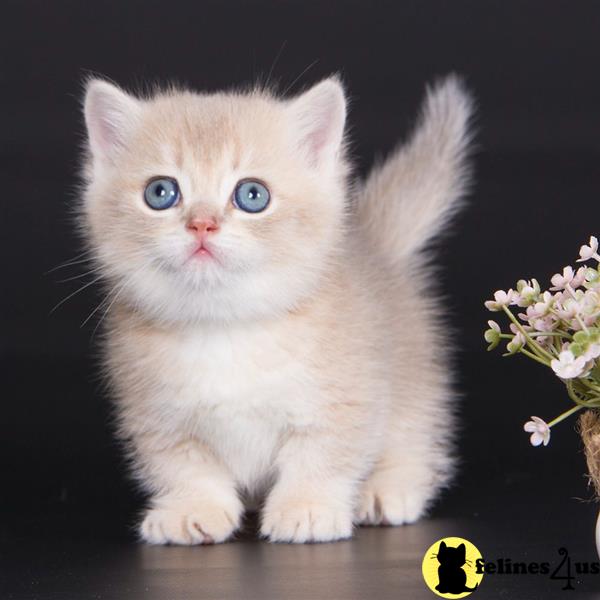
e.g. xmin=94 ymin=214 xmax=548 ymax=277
xmin=422 ymin=537 xmax=484 ymax=598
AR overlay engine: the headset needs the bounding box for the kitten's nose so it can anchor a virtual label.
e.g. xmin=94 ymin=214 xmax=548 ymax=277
xmin=186 ymin=217 xmax=220 ymax=239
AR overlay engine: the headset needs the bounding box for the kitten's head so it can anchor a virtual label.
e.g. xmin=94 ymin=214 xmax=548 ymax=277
xmin=437 ymin=542 xmax=466 ymax=567
xmin=81 ymin=77 xmax=349 ymax=324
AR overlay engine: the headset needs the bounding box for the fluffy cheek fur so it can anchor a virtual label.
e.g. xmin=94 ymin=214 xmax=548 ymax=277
xmin=84 ymin=151 xmax=344 ymax=325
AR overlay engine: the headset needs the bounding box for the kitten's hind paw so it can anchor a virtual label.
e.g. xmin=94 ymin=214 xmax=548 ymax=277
xmin=356 ymin=484 xmax=429 ymax=526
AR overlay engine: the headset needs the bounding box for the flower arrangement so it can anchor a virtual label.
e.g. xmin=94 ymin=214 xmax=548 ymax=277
xmin=484 ymin=236 xmax=600 ymax=495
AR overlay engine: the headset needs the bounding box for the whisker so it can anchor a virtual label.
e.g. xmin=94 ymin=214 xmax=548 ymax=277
xmin=80 ymin=282 xmax=117 ymax=328
xmin=265 ymin=40 xmax=287 ymax=90
xmin=50 ymin=275 xmax=103 ymax=314
xmin=57 ymin=267 xmax=104 ymax=284
xmin=45 ymin=250 xmax=94 ymax=274
xmin=282 ymin=58 xmax=319 ymax=97
xmin=88 ymin=257 xmax=155 ymax=338
xmin=91 ymin=279 xmax=129 ymax=339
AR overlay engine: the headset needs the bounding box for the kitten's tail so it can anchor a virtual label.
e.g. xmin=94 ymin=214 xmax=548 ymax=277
xmin=355 ymin=75 xmax=474 ymax=263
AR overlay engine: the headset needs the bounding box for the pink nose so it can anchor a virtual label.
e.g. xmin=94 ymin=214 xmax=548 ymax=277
xmin=186 ymin=217 xmax=219 ymax=239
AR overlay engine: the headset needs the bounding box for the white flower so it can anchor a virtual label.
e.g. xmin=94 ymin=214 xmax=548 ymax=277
xmin=554 ymin=296 xmax=582 ymax=320
xmin=550 ymin=350 xmax=588 ymax=379
xmin=488 ymin=320 xmax=500 ymax=332
xmin=484 ymin=320 xmax=501 ymax=350
xmin=524 ymin=416 xmax=551 ymax=447
xmin=485 ymin=289 xmax=516 ymax=311
xmin=571 ymin=266 xmax=588 ymax=289
xmin=550 ymin=266 xmax=575 ymax=291
xmin=506 ymin=331 xmax=526 ymax=354
xmin=583 ymin=343 xmax=600 ymax=361
xmin=515 ymin=279 xmax=541 ymax=307
xmin=523 ymin=291 xmax=556 ymax=320
xmin=581 ymin=290 xmax=600 ymax=318
xmin=531 ymin=316 xmax=556 ymax=332
xmin=577 ymin=236 xmax=599 ymax=262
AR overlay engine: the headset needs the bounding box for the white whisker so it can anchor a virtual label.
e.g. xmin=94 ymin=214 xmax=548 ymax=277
xmin=57 ymin=266 xmax=104 ymax=284
xmin=91 ymin=279 xmax=129 ymax=339
xmin=50 ymin=275 xmax=103 ymax=314
xmin=80 ymin=282 xmax=117 ymax=328
xmin=46 ymin=251 xmax=94 ymax=274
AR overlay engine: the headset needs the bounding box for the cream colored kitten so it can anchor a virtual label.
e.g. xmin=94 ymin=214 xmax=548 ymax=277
xmin=81 ymin=74 xmax=472 ymax=544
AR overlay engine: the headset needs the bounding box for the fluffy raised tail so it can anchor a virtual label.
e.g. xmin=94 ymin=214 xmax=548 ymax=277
xmin=355 ymin=75 xmax=474 ymax=263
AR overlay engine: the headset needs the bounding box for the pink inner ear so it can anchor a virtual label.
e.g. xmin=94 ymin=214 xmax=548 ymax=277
xmin=292 ymin=79 xmax=346 ymax=167
xmin=85 ymin=82 xmax=139 ymax=160
xmin=93 ymin=108 xmax=120 ymax=153
xmin=307 ymin=112 xmax=332 ymax=156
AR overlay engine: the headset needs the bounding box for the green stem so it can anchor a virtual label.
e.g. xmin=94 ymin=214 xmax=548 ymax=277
xmin=577 ymin=378 xmax=600 ymax=394
xmin=547 ymin=404 xmax=585 ymax=428
xmin=554 ymin=329 xmax=574 ymax=339
xmin=566 ymin=380 xmax=586 ymax=406
xmin=576 ymin=314 xmax=590 ymax=334
xmin=502 ymin=306 xmax=555 ymax=361
xmin=526 ymin=332 xmax=567 ymax=338
xmin=519 ymin=348 xmax=551 ymax=366
xmin=565 ymin=380 xmax=600 ymax=407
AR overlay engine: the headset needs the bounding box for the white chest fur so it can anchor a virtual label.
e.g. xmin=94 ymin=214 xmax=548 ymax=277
xmin=143 ymin=322 xmax=320 ymax=490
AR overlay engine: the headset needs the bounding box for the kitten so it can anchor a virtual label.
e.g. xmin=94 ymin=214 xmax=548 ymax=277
xmin=80 ymin=73 xmax=472 ymax=544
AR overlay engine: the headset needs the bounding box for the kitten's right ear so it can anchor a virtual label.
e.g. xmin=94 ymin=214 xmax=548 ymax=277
xmin=287 ymin=77 xmax=346 ymax=170
xmin=84 ymin=79 xmax=141 ymax=163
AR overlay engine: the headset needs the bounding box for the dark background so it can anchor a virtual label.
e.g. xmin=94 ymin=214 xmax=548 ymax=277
xmin=3 ymin=1 xmax=600 ymax=598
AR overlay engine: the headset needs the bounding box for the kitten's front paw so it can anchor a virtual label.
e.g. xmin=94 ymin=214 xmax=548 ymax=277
xmin=140 ymin=496 xmax=242 ymax=545
xmin=356 ymin=482 xmax=429 ymax=526
xmin=261 ymin=497 xmax=353 ymax=543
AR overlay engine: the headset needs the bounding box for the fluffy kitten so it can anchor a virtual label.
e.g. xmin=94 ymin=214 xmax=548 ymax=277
xmin=81 ymin=74 xmax=472 ymax=544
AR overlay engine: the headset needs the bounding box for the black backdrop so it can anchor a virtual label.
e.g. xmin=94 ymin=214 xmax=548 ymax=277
xmin=3 ymin=0 xmax=600 ymax=521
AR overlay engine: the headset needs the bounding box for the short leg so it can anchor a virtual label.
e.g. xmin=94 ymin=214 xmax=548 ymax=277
xmin=136 ymin=438 xmax=243 ymax=545
xmin=261 ymin=424 xmax=372 ymax=543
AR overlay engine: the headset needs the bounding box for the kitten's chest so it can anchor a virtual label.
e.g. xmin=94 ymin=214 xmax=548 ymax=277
xmin=159 ymin=324 xmax=317 ymax=425
xmin=155 ymin=324 xmax=318 ymax=488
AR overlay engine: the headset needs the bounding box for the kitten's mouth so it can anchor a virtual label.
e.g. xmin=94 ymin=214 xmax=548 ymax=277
xmin=190 ymin=243 xmax=217 ymax=262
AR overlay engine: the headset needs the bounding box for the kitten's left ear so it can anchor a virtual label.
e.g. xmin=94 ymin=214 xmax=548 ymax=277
xmin=84 ymin=79 xmax=141 ymax=163
xmin=288 ymin=77 xmax=347 ymax=169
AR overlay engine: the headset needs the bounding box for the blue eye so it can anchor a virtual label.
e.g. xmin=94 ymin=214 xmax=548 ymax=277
xmin=144 ymin=178 xmax=180 ymax=210
xmin=233 ymin=180 xmax=270 ymax=213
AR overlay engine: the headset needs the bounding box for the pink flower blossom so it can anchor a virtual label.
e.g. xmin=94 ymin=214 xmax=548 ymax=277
xmin=577 ymin=236 xmax=599 ymax=263
xmin=550 ymin=266 xmax=575 ymax=291
xmin=531 ymin=316 xmax=556 ymax=332
xmin=484 ymin=289 xmax=516 ymax=311
xmin=554 ymin=297 xmax=582 ymax=320
xmin=571 ymin=266 xmax=588 ymax=289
